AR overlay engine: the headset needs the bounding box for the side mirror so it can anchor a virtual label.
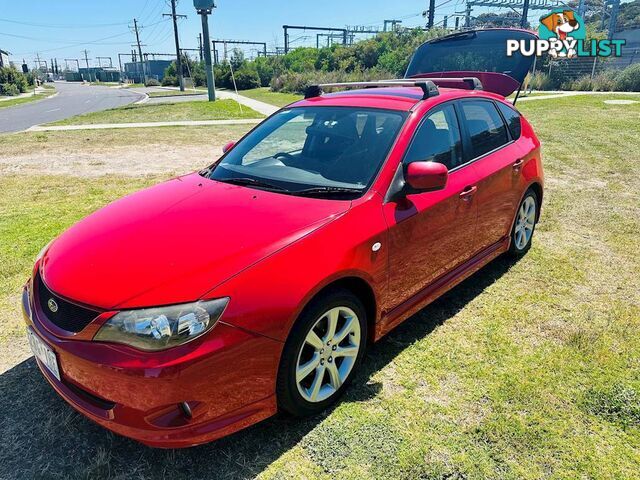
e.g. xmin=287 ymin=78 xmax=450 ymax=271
xmin=405 ymin=161 xmax=448 ymax=192
xmin=222 ymin=141 xmax=236 ymax=154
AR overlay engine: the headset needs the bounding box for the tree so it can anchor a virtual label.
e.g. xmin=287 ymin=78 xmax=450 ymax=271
xmin=475 ymin=11 xmax=528 ymax=29
xmin=0 ymin=66 xmax=29 ymax=95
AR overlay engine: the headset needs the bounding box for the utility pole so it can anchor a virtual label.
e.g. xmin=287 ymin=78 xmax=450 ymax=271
xmin=425 ymin=0 xmax=436 ymax=29
xmin=65 ymin=58 xmax=81 ymax=80
xmin=383 ymin=20 xmax=402 ymax=32
xmin=97 ymin=56 xmax=113 ymax=68
xmin=132 ymin=18 xmax=147 ymax=84
xmin=164 ymin=0 xmax=187 ymax=91
xmin=465 ymin=2 xmax=472 ymax=28
xmin=83 ymin=49 xmax=90 ymax=69
xmin=521 ymin=0 xmax=530 ymax=28
xmin=194 ymin=0 xmax=216 ymax=101
xmin=198 ymin=33 xmax=204 ymax=61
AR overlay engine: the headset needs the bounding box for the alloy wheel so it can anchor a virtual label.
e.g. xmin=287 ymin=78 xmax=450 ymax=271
xmin=514 ymin=196 xmax=536 ymax=250
xmin=295 ymin=306 xmax=361 ymax=403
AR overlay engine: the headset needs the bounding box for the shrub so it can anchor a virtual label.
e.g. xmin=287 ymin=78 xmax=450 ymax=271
xmin=528 ymin=72 xmax=554 ymax=91
xmin=567 ymin=75 xmax=593 ymax=91
xmin=0 ymin=66 xmax=29 ymax=94
xmin=270 ymin=68 xmax=395 ymax=94
xmin=613 ymin=63 xmax=640 ymax=92
xmin=161 ymin=75 xmax=178 ymax=87
xmin=232 ymin=67 xmax=260 ymax=90
xmin=0 ymin=83 xmax=20 ymax=96
xmin=591 ymin=70 xmax=619 ymax=91
xmin=145 ymin=78 xmax=160 ymax=86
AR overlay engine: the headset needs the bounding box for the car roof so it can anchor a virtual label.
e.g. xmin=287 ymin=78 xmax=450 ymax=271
xmin=290 ymin=86 xmax=505 ymax=112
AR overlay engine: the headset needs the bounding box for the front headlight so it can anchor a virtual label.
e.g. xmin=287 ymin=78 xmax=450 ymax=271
xmin=94 ymin=298 xmax=229 ymax=351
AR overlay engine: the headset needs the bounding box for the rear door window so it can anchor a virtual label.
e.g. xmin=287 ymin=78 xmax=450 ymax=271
xmin=404 ymin=104 xmax=463 ymax=170
xmin=496 ymin=102 xmax=522 ymax=140
xmin=460 ymin=100 xmax=509 ymax=158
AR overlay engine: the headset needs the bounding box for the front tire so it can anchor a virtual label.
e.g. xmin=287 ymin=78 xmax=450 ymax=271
xmin=509 ymin=189 xmax=538 ymax=256
xmin=277 ymin=289 xmax=367 ymax=417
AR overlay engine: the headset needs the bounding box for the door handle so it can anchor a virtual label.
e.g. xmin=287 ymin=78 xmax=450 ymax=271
xmin=512 ymin=158 xmax=525 ymax=172
xmin=459 ymin=185 xmax=477 ymax=201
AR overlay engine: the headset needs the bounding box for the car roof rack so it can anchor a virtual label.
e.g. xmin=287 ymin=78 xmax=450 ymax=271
xmin=304 ymin=80 xmax=440 ymax=100
xmin=304 ymin=76 xmax=483 ymax=100
xmin=389 ymin=76 xmax=483 ymax=91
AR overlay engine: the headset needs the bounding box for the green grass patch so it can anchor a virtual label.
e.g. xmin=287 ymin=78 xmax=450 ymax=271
xmin=583 ymin=383 xmax=640 ymax=429
xmin=0 ymin=94 xmax=639 ymax=478
xmin=0 ymin=175 xmax=160 ymax=343
xmin=0 ymin=90 xmax=55 ymax=110
xmin=46 ymin=99 xmax=263 ymax=125
xmin=239 ymin=87 xmax=302 ymax=107
xmin=147 ymin=89 xmax=207 ymax=98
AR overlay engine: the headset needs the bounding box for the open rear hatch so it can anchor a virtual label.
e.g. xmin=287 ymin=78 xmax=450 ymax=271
xmin=405 ymin=28 xmax=538 ymax=97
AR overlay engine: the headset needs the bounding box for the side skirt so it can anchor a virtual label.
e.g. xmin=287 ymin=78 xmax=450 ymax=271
xmin=374 ymin=237 xmax=509 ymax=340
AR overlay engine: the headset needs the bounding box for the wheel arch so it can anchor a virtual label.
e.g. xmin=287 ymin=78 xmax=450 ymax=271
xmin=294 ymin=274 xmax=379 ymax=345
xmin=527 ymin=181 xmax=543 ymax=222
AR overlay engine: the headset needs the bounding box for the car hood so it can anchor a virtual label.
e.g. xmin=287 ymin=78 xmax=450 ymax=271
xmin=40 ymin=173 xmax=350 ymax=309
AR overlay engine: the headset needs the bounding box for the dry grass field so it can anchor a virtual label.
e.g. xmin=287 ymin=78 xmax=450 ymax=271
xmin=0 ymin=94 xmax=638 ymax=479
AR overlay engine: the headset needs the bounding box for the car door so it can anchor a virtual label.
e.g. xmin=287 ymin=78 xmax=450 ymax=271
xmin=384 ymin=103 xmax=479 ymax=308
xmin=458 ymin=99 xmax=523 ymax=252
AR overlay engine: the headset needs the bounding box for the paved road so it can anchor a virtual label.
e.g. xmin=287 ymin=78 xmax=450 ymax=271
xmin=0 ymin=81 xmax=144 ymax=133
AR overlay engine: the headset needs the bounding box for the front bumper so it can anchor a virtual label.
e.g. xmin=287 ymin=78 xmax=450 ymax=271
xmin=22 ymin=285 xmax=281 ymax=448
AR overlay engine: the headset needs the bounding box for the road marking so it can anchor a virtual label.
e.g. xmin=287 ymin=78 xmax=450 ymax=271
xmin=45 ymin=108 xmax=61 ymax=113
xmin=85 ymin=100 xmax=91 ymax=104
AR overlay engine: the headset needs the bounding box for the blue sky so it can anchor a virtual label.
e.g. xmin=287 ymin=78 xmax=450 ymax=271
xmin=0 ymin=0 xmax=535 ymax=68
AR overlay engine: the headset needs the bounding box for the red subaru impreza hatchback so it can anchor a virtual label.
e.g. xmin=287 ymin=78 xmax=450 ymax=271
xmin=23 ymin=30 xmax=543 ymax=447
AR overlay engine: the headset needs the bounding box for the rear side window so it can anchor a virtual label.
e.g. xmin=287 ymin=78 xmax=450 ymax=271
xmin=404 ymin=104 xmax=463 ymax=170
xmin=496 ymin=102 xmax=522 ymax=140
xmin=460 ymin=100 xmax=509 ymax=158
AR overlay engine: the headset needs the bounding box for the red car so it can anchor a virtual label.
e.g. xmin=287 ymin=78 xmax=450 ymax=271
xmin=23 ymin=30 xmax=543 ymax=447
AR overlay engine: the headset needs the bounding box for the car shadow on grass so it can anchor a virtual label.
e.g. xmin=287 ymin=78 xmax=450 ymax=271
xmin=0 ymin=255 xmax=518 ymax=480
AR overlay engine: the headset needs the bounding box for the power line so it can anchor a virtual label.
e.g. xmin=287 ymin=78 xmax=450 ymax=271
xmin=137 ymin=0 xmax=153 ymax=19
xmin=0 ymin=18 xmax=130 ymax=29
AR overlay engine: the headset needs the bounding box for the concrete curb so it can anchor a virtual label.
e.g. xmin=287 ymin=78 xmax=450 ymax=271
xmin=135 ymin=93 xmax=150 ymax=105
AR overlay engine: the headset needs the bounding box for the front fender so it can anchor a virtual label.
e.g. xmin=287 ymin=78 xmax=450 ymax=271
xmin=204 ymin=197 xmax=388 ymax=343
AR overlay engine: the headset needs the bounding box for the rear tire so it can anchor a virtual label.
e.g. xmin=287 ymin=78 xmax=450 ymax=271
xmin=277 ymin=289 xmax=367 ymax=417
xmin=509 ymin=189 xmax=538 ymax=256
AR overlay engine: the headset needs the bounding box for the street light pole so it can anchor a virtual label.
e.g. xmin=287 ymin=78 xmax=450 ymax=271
xmin=194 ymin=0 xmax=216 ymax=101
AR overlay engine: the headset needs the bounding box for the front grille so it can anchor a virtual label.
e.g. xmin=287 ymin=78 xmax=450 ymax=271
xmin=36 ymin=271 xmax=100 ymax=333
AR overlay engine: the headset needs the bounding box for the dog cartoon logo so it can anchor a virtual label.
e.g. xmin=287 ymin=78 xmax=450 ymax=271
xmin=539 ymin=9 xmax=586 ymax=58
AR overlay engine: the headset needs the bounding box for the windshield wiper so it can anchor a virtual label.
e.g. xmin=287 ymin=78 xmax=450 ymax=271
xmin=221 ymin=177 xmax=287 ymax=192
xmin=294 ymin=186 xmax=363 ymax=197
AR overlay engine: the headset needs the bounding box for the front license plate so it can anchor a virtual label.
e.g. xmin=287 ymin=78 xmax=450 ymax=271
xmin=27 ymin=328 xmax=61 ymax=381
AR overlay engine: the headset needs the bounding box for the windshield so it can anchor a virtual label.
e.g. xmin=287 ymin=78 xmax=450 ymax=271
xmin=207 ymin=107 xmax=406 ymax=198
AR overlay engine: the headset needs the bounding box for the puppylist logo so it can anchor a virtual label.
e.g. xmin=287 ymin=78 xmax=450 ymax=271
xmin=507 ymin=8 xmax=625 ymax=59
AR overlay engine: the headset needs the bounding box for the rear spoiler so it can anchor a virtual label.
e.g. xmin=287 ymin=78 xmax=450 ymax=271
xmin=304 ymin=77 xmax=483 ymax=100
